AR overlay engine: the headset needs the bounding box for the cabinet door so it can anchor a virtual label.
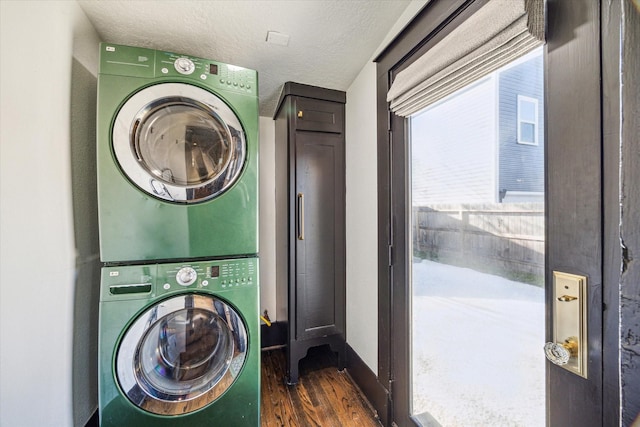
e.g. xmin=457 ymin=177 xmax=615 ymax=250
xmin=294 ymin=98 xmax=344 ymax=133
xmin=294 ymin=131 xmax=345 ymax=341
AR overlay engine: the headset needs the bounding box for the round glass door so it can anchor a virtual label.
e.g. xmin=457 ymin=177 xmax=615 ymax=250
xmin=116 ymin=294 xmax=248 ymax=415
xmin=113 ymin=83 xmax=246 ymax=203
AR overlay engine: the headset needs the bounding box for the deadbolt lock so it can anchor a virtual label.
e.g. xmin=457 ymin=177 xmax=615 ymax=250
xmin=544 ymin=272 xmax=588 ymax=378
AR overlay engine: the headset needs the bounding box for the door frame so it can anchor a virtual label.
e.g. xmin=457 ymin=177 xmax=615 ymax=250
xmin=374 ymin=0 xmax=629 ymax=425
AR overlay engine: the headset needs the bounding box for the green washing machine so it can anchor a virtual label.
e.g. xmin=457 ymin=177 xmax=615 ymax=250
xmin=99 ymin=257 xmax=260 ymax=426
xmin=97 ymin=43 xmax=258 ymax=263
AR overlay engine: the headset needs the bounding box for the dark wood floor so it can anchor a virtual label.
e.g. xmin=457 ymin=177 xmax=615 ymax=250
xmin=261 ymin=346 xmax=382 ymax=427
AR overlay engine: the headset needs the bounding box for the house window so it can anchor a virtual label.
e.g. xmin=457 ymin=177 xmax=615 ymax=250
xmin=517 ymin=95 xmax=538 ymax=145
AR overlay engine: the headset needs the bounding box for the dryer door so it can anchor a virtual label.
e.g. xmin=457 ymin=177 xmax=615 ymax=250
xmin=112 ymin=83 xmax=246 ymax=203
xmin=116 ymin=294 xmax=248 ymax=415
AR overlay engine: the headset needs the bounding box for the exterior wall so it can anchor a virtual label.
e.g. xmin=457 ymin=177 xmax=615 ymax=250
xmin=498 ymin=53 xmax=544 ymax=197
xmin=619 ymin=1 xmax=640 ymax=422
xmin=411 ymin=76 xmax=497 ymax=205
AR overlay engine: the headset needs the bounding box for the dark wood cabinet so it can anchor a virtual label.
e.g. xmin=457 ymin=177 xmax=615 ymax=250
xmin=274 ymin=82 xmax=346 ymax=384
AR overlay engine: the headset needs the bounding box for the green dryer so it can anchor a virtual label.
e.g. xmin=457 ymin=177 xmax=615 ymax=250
xmin=99 ymin=257 xmax=260 ymax=426
xmin=97 ymin=43 xmax=259 ymax=262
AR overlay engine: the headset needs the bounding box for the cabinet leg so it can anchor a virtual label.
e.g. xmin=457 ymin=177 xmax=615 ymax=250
xmin=329 ymin=340 xmax=347 ymax=371
xmin=286 ymin=339 xmax=346 ymax=383
xmin=286 ymin=366 xmax=299 ymax=385
xmin=286 ymin=343 xmax=305 ymax=385
xmin=338 ymin=348 xmax=346 ymax=371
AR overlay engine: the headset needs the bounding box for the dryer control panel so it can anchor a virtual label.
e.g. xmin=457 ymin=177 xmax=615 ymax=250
xmin=99 ymin=43 xmax=257 ymax=96
xmin=101 ymin=257 xmax=259 ymax=301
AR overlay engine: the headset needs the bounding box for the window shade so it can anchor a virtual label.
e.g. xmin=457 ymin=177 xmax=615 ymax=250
xmin=387 ymin=0 xmax=545 ymax=117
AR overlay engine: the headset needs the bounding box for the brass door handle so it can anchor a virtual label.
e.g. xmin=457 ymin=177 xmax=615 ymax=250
xmin=297 ymin=193 xmax=304 ymax=240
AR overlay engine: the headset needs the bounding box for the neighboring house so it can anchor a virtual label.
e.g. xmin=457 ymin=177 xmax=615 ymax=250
xmin=498 ymin=51 xmax=544 ymax=202
xmin=411 ymin=48 xmax=544 ymax=205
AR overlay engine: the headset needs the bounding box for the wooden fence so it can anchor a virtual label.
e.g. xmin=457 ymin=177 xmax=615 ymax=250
xmin=413 ymin=203 xmax=544 ymax=283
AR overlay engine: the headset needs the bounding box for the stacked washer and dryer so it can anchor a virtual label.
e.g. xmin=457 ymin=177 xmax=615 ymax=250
xmin=96 ymin=43 xmax=260 ymax=426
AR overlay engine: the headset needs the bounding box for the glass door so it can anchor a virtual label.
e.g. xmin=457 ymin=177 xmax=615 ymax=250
xmin=409 ymin=49 xmax=545 ymax=426
xmin=379 ymin=1 xmax=608 ymax=425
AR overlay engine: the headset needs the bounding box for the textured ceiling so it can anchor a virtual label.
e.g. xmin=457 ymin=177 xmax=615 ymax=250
xmin=78 ymin=0 xmax=412 ymax=116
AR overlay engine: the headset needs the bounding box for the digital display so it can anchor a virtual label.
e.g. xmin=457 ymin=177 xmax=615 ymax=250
xmin=209 ymin=64 xmax=218 ymax=75
xmin=211 ymin=266 xmax=220 ymax=278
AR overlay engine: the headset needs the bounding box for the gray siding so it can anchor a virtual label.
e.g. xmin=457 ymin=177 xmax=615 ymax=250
xmin=498 ymin=55 xmax=544 ymax=198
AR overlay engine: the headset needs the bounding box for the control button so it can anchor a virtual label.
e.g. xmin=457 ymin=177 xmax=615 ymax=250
xmin=163 ymin=283 xmax=171 ymax=290
xmin=202 ymin=280 xmax=209 ymax=286
xmin=174 ymin=57 xmax=195 ymax=75
xmin=227 ymin=80 xmax=231 ymax=85
xmin=220 ymin=78 xmax=225 ymax=84
xmin=233 ymin=82 xmax=238 ymax=86
xmin=200 ymin=74 xmax=207 ymax=80
xmin=240 ymin=83 xmax=244 ymax=88
xmin=161 ymin=68 xmax=169 ymax=74
xmin=176 ymin=267 xmax=197 ymax=286
xmin=246 ymin=84 xmax=251 ymax=89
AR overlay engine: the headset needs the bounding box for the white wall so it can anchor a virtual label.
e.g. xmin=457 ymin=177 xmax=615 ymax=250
xmin=345 ymin=0 xmax=428 ymax=372
xmin=0 ymin=2 xmax=100 ymax=426
xmin=259 ymin=117 xmax=277 ymax=320
xmin=345 ymin=62 xmax=379 ymax=370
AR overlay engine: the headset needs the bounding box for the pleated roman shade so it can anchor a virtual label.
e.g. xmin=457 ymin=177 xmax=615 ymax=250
xmin=387 ymin=0 xmax=545 ymax=117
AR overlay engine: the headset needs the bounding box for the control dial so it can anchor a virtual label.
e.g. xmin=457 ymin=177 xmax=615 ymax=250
xmin=176 ymin=267 xmax=197 ymax=286
xmin=174 ymin=57 xmax=195 ymax=75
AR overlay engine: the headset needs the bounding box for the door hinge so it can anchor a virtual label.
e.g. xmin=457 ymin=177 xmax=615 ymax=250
xmin=388 ymin=245 xmax=393 ymax=266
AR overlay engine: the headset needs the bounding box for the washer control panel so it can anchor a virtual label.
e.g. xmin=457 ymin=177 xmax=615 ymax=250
xmin=158 ymin=50 xmax=256 ymax=94
xmin=101 ymin=257 xmax=258 ymax=301
xmin=159 ymin=258 xmax=257 ymax=294
xmin=99 ymin=43 xmax=257 ymax=95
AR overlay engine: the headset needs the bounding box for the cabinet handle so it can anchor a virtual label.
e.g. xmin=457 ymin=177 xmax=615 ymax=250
xmin=297 ymin=192 xmax=304 ymax=240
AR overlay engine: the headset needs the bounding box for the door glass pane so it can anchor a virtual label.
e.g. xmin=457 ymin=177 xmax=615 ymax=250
xmin=116 ymin=294 xmax=248 ymax=414
xmin=137 ymin=307 xmax=233 ymax=396
xmin=410 ymin=48 xmax=545 ymax=426
xmin=135 ymin=101 xmax=232 ymax=186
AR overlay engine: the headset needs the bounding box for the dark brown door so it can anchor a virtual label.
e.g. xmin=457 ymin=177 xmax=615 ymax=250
xmin=545 ymin=0 xmax=603 ymax=425
xmin=295 ymin=131 xmax=345 ymax=341
xmin=377 ymin=0 xmax=621 ymax=425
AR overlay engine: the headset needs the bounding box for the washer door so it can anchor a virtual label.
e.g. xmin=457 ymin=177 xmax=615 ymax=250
xmin=116 ymin=294 xmax=248 ymax=415
xmin=113 ymin=83 xmax=246 ymax=203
